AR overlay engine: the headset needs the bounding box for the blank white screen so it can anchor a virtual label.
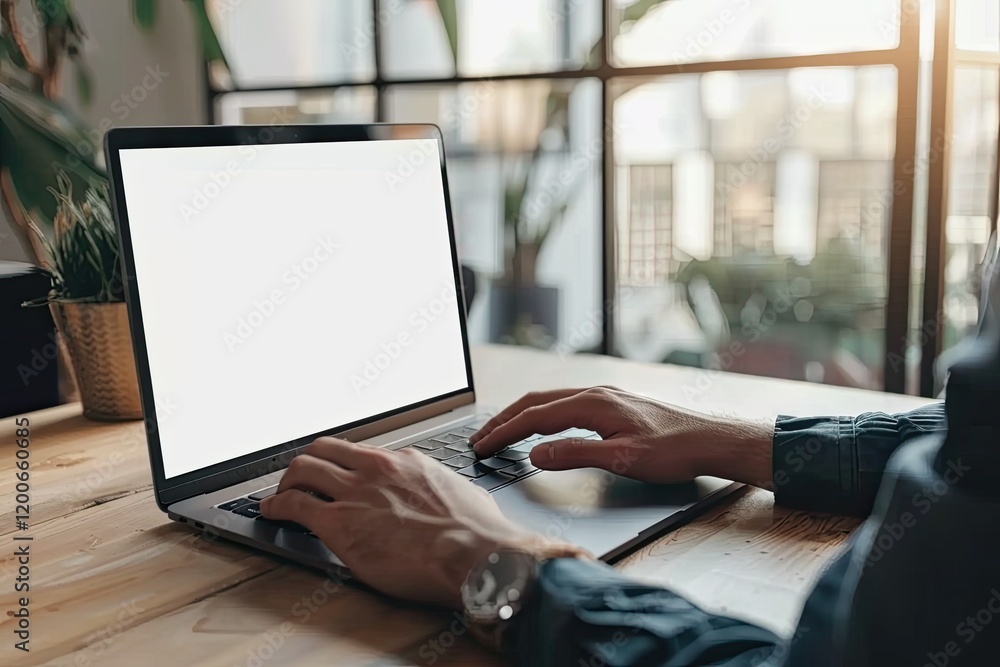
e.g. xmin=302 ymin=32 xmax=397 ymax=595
xmin=118 ymin=138 xmax=470 ymax=478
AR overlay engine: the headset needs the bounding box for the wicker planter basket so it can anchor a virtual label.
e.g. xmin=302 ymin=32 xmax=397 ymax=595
xmin=54 ymin=301 xmax=142 ymax=421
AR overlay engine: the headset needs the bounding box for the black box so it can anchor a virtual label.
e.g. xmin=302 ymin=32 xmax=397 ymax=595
xmin=0 ymin=261 xmax=59 ymax=418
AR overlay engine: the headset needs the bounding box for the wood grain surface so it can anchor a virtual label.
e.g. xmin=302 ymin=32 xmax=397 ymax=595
xmin=0 ymin=345 xmax=933 ymax=666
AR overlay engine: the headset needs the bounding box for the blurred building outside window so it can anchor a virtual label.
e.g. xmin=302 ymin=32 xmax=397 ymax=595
xmin=205 ymin=0 xmax=1000 ymax=397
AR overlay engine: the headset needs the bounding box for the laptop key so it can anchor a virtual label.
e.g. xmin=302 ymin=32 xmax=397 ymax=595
xmin=218 ymin=497 xmax=253 ymax=511
xmin=445 ymin=440 xmax=474 ymax=453
xmin=411 ymin=439 xmax=444 ymax=451
xmin=457 ymin=463 xmax=495 ymax=479
xmin=472 ymin=471 xmax=515 ymax=491
xmin=476 ymin=456 xmax=515 ymax=471
xmin=248 ymin=485 xmax=278 ymax=501
xmin=430 ymin=433 xmax=465 ymax=445
xmin=496 ymin=449 xmax=531 ymax=462
xmin=506 ymin=460 xmax=537 ymax=478
xmin=443 ymin=454 xmax=477 ymax=469
xmin=425 ymin=448 xmax=456 ymax=460
xmin=559 ymin=428 xmax=599 ymax=439
xmin=232 ymin=502 xmax=262 ymax=519
xmin=454 ymin=426 xmax=479 ymax=437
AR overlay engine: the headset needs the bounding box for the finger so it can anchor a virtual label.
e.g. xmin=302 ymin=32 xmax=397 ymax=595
xmin=473 ymin=393 xmax=596 ymax=457
xmin=260 ymin=489 xmax=328 ymax=529
xmin=471 ymin=388 xmax=596 ymax=445
xmin=529 ymin=437 xmax=632 ymax=473
xmin=304 ymin=437 xmax=383 ymax=471
xmin=278 ymin=454 xmax=354 ymax=499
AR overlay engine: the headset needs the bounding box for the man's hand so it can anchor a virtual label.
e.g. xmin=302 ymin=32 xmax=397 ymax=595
xmin=471 ymin=387 xmax=774 ymax=486
xmin=259 ymin=438 xmax=552 ymax=608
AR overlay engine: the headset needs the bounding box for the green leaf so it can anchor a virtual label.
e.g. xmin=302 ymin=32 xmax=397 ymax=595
xmin=1 ymin=32 xmax=28 ymax=69
xmin=74 ymin=62 xmax=93 ymax=107
xmin=0 ymin=82 xmax=107 ymax=241
xmin=435 ymin=0 xmax=459 ymax=70
xmin=187 ymin=0 xmax=231 ymax=72
xmin=35 ymin=0 xmax=72 ymax=26
xmin=622 ymin=0 xmax=670 ymax=24
xmin=132 ymin=0 xmax=156 ymax=30
xmin=36 ymin=174 xmax=121 ymax=301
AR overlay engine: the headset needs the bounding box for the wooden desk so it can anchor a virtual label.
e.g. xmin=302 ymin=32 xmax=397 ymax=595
xmin=0 ymin=345 xmax=933 ymax=667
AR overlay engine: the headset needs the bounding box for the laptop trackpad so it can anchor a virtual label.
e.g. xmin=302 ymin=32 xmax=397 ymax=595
xmin=491 ymin=469 xmax=736 ymax=559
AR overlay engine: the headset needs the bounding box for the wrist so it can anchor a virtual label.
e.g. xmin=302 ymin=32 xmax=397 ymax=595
xmin=430 ymin=526 xmax=589 ymax=610
xmin=458 ymin=537 xmax=592 ymax=652
xmin=698 ymin=416 xmax=775 ymax=488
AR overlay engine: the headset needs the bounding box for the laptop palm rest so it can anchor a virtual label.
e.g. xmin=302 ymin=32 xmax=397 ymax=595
xmin=491 ymin=469 xmax=739 ymax=561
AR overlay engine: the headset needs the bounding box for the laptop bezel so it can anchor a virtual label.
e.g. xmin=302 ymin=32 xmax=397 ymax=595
xmin=104 ymin=123 xmax=476 ymax=509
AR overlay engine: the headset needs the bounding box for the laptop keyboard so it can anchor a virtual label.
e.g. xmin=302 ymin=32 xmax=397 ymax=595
xmin=215 ymin=425 xmax=600 ymax=534
xmin=405 ymin=425 xmax=600 ymax=491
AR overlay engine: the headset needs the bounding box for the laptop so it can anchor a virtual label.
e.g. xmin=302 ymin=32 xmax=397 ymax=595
xmin=104 ymin=123 xmax=739 ymax=578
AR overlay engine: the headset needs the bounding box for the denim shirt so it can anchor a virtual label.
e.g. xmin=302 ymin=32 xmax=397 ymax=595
xmin=506 ymin=380 xmax=1000 ymax=667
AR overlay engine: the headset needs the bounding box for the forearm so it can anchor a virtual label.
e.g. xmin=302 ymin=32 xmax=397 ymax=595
xmin=507 ymin=558 xmax=781 ymax=667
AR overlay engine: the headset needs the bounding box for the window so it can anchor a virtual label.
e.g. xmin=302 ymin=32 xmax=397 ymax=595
xmin=206 ymin=0 xmax=998 ymax=397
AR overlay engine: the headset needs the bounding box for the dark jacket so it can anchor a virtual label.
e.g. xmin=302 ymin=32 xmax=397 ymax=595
xmin=508 ymin=326 xmax=1000 ymax=666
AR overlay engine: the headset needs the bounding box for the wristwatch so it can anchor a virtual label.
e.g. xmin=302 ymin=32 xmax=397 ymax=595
xmin=460 ymin=542 xmax=592 ymax=651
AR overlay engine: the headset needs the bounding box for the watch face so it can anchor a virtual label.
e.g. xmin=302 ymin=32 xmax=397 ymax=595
xmin=462 ymin=550 xmax=536 ymax=623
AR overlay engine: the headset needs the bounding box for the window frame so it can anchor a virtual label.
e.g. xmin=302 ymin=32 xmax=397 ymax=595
xmin=204 ymin=0 xmax=992 ymax=397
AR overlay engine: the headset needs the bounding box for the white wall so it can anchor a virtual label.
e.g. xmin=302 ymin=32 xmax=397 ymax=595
xmin=0 ymin=0 xmax=205 ymax=262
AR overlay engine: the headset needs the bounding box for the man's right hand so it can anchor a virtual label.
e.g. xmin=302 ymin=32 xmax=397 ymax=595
xmin=471 ymin=386 xmax=775 ymax=487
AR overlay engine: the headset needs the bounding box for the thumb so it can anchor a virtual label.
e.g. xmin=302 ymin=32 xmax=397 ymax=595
xmin=529 ymin=437 xmax=620 ymax=471
xmin=260 ymin=489 xmax=327 ymax=529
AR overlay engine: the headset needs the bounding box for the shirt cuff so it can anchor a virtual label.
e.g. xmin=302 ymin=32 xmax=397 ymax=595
xmin=772 ymin=414 xmax=859 ymax=513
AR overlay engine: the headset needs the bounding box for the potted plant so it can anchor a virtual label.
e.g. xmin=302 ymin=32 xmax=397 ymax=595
xmin=1 ymin=0 xmax=227 ymax=414
xmin=489 ymin=159 xmax=570 ymax=347
xmin=488 ymin=89 xmax=580 ymax=347
xmin=26 ymin=172 xmax=140 ymax=420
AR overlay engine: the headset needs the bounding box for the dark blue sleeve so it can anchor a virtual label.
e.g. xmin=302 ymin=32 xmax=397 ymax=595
xmin=508 ymin=558 xmax=781 ymax=667
xmin=771 ymin=403 xmax=945 ymax=515
xmin=504 ymin=404 xmax=949 ymax=665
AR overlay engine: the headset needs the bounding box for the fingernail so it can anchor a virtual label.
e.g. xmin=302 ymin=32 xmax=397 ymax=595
xmin=540 ymin=443 xmax=555 ymax=461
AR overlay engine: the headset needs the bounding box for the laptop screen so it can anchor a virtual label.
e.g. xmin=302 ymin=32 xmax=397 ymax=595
xmin=117 ymin=137 xmax=472 ymax=479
